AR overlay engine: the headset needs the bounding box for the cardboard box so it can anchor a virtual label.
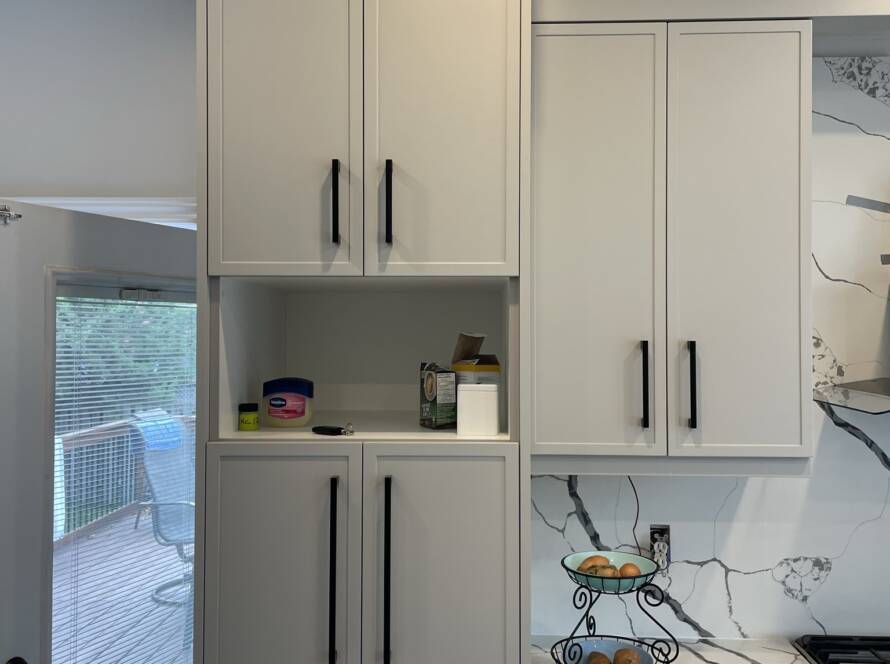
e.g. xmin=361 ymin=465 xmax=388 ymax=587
xmin=450 ymin=332 xmax=501 ymax=385
xmin=419 ymin=362 xmax=457 ymax=429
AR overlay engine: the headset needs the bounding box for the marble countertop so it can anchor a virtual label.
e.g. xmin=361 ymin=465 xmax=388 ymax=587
xmin=531 ymin=639 xmax=804 ymax=664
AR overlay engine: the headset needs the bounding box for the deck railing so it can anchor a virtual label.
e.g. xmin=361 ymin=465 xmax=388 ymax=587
xmin=55 ymin=415 xmax=195 ymax=542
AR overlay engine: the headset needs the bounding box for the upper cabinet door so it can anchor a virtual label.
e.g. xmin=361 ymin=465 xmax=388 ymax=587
xmin=530 ymin=23 xmax=667 ymax=455
xmin=203 ymin=442 xmax=363 ymax=664
xmin=208 ymin=0 xmax=362 ymax=276
xmin=362 ymin=443 xmax=519 ymax=663
xmin=667 ymin=21 xmax=812 ymax=458
xmin=364 ymin=0 xmax=520 ymax=276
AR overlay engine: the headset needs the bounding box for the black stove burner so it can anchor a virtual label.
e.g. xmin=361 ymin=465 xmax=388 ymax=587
xmin=795 ymin=636 xmax=890 ymax=664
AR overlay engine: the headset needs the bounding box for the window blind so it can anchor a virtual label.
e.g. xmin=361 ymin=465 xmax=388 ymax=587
xmin=52 ymin=295 xmax=197 ymax=664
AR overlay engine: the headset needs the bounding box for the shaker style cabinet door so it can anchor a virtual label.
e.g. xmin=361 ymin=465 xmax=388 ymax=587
xmin=362 ymin=443 xmax=519 ymax=663
xmin=666 ymin=21 xmax=812 ymax=457
xmin=530 ymin=24 xmax=667 ymax=455
xmin=203 ymin=443 xmax=362 ymax=664
xmin=363 ymin=0 xmax=520 ymax=275
xmin=207 ymin=0 xmax=362 ymax=275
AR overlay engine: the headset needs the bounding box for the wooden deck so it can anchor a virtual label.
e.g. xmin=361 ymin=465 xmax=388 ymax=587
xmin=52 ymin=508 xmax=193 ymax=664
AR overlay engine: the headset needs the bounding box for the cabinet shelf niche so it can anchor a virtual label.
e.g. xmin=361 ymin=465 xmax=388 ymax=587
xmin=214 ymin=276 xmax=517 ymax=442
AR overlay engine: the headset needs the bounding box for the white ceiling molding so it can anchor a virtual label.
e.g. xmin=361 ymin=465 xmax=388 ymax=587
xmin=534 ymin=0 xmax=890 ymax=24
xmin=5 ymin=197 xmax=197 ymax=230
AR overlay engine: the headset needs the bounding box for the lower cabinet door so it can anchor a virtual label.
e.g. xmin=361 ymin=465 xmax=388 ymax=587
xmin=362 ymin=442 xmax=519 ymax=663
xmin=204 ymin=442 xmax=362 ymax=664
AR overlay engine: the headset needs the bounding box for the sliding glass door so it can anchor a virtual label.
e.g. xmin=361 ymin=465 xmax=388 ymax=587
xmin=52 ymin=291 xmax=196 ymax=664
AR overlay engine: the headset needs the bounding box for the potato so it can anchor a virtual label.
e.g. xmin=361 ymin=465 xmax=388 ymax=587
xmin=587 ymin=652 xmax=612 ymax=664
xmin=596 ymin=565 xmax=620 ymax=578
xmin=578 ymin=554 xmax=611 ymax=572
xmin=614 ymin=649 xmax=641 ymax=664
xmin=619 ymin=562 xmax=642 ymax=577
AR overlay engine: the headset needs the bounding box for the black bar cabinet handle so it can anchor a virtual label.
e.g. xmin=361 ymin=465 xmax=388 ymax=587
xmin=331 ymin=159 xmax=340 ymax=244
xmin=641 ymin=340 xmax=650 ymax=429
xmin=383 ymin=476 xmax=393 ymax=664
xmin=329 ymin=476 xmax=339 ymax=664
xmin=688 ymin=340 xmax=698 ymax=429
xmin=384 ymin=159 xmax=393 ymax=244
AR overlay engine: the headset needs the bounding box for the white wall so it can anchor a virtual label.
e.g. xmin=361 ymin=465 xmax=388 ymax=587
xmin=285 ymin=286 xmax=507 ymax=390
xmin=0 ymin=0 xmax=196 ymax=197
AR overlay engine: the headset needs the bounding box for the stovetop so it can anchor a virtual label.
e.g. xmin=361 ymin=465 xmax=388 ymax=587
xmin=795 ymin=636 xmax=890 ymax=664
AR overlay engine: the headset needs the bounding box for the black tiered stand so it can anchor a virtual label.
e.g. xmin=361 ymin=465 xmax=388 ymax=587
xmin=550 ymin=583 xmax=681 ymax=664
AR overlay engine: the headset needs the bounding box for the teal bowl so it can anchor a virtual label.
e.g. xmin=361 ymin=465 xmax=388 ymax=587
xmin=553 ymin=638 xmax=655 ymax=664
xmin=562 ymin=551 xmax=658 ymax=594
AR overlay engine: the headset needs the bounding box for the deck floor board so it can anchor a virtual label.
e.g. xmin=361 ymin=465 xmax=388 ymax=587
xmin=52 ymin=510 xmax=193 ymax=664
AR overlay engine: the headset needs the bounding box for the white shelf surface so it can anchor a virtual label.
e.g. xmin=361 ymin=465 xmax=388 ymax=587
xmin=218 ymin=409 xmax=512 ymax=442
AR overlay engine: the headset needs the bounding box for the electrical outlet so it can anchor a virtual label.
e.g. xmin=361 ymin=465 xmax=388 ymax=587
xmin=649 ymin=524 xmax=671 ymax=573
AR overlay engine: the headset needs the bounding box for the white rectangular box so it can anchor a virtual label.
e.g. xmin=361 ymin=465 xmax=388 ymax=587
xmin=457 ymin=384 xmax=499 ymax=437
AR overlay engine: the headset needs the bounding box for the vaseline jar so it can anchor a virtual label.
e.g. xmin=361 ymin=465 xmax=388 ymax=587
xmin=262 ymin=377 xmax=314 ymax=428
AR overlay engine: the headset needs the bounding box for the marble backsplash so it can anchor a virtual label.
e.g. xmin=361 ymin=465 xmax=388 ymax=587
xmin=532 ymin=58 xmax=890 ymax=644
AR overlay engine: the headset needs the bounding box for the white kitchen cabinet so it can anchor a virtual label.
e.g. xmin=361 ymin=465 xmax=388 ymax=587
xmin=530 ymin=23 xmax=667 ymax=456
xmin=667 ymin=21 xmax=812 ymax=458
xmin=528 ymin=20 xmax=812 ymax=458
xmin=207 ymin=0 xmax=363 ymax=275
xmin=203 ymin=442 xmax=362 ymax=664
xmin=203 ymin=442 xmax=518 ymax=664
xmin=363 ymin=0 xmax=520 ymax=276
xmin=207 ymin=0 xmax=520 ymax=277
xmin=362 ymin=443 xmax=519 ymax=663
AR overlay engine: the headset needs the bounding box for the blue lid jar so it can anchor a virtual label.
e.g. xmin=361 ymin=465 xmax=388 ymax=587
xmin=263 ymin=377 xmax=314 ymax=398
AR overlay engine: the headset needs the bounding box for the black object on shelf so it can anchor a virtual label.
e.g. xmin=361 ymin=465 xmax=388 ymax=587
xmin=313 ymin=424 xmax=355 ymax=436
xmin=795 ymin=635 xmax=890 ymax=664
xmin=550 ymin=584 xmax=680 ymax=664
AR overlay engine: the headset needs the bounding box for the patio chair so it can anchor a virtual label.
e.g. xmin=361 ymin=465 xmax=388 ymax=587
xmin=129 ymin=409 xmax=195 ymax=607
